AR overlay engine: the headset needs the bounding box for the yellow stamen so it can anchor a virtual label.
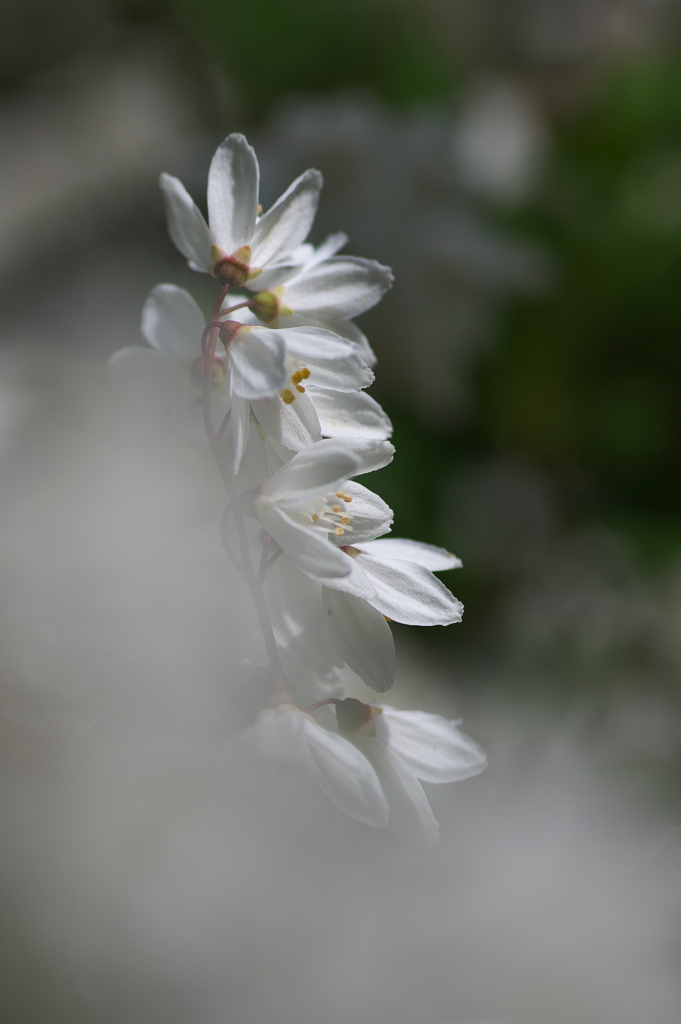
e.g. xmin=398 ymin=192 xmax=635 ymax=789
xmin=340 ymin=516 xmax=350 ymax=524
xmin=343 ymin=495 xmax=353 ymax=503
xmin=311 ymin=513 xmax=319 ymax=521
xmin=295 ymin=384 xmax=306 ymax=393
xmin=334 ymin=527 xmax=344 ymax=536
xmin=301 ymin=367 xmax=311 ymax=379
xmin=332 ymin=504 xmax=342 ymax=512
xmin=280 ymin=388 xmax=296 ymax=404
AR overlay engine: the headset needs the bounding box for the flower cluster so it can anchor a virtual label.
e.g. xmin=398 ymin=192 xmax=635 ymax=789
xmin=109 ymin=134 xmax=485 ymax=845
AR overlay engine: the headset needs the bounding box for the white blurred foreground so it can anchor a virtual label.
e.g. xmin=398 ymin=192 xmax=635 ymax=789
xmin=1 ymin=349 xmax=680 ymax=1024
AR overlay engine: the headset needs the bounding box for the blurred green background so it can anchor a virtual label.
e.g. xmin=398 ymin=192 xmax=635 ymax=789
xmin=3 ymin=0 xmax=681 ymax=727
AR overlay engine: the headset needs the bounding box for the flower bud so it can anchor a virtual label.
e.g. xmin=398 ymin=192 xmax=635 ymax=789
xmin=250 ymin=287 xmax=291 ymax=326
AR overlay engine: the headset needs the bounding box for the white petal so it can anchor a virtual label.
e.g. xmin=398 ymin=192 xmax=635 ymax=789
xmin=207 ymin=134 xmax=259 ymax=253
xmin=352 ymin=737 xmax=439 ymax=846
xmin=252 ymin=393 xmax=321 ymax=451
xmin=321 ymin=558 xmax=378 ymax=604
xmin=311 ymin=389 xmax=392 ymax=439
xmin=262 ymin=437 xmax=390 ymax=497
xmin=300 ymin=231 xmax=348 ymax=268
xmin=334 ymin=437 xmax=394 ymax=475
xmin=246 ymin=262 xmax=303 ymax=291
xmin=323 ymin=589 xmax=396 ymax=693
xmin=159 ymin=173 xmax=213 ymax=271
xmin=375 ymin=707 xmax=487 ymax=783
xmin=295 ymin=353 xmax=374 ymax=392
xmin=251 ymin=169 xmax=323 ymax=268
xmin=107 ymin=347 xmax=186 ymax=411
xmin=270 ymin=314 xmax=377 ymax=366
xmin=141 ymin=284 xmax=206 ymax=359
xmin=255 ymin=705 xmax=305 ymax=764
xmin=335 ymin=319 xmax=376 ymax=367
xmin=336 ymin=481 xmax=393 ymax=543
xmin=356 ymin=538 xmax=461 ymax=572
xmin=286 ymin=233 xmax=348 ymax=273
xmin=301 ymin=718 xmax=389 ymax=827
xmin=266 ymin=559 xmax=332 ymax=675
xmin=279 ymin=326 xmax=356 ymax=362
xmin=229 ymin=328 xmax=287 ymax=399
xmin=284 ymin=256 xmax=393 ymax=319
xmin=348 ymin=554 xmax=464 ymax=626
xmin=261 ymin=443 xmax=360 ymax=503
xmin=258 ymin=506 xmax=351 ymax=580
xmin=228 ymin=392 xmax=251 ymax=473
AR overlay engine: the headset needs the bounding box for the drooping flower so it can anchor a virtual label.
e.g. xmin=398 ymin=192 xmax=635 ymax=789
xmin=324 ymin=537 xmax=463 ymax=626
xmin=334 ymin=698 xmax=487 ymax=845
xmin=245 ymin=701 xmax=389 ymax=827
xmin=160 ymin=133 xmax=324 ymax=290
xmin=253 ymin=437 xmax=394 ymax=580
xmin=256 ymin=450 xmax=463 ymax=692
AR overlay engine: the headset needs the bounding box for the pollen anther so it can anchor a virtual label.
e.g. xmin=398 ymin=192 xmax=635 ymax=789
xmin=280 ymin=388 xmax=296 ymax=404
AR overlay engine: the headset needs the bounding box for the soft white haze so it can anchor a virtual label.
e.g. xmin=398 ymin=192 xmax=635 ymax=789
xmin=1 ymin=124 xmax=680 ymax=1024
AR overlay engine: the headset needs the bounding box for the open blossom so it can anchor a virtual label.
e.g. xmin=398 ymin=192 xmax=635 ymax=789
xmin=109 ymin=284 xmax=385 ymax=468
xmin=253 ymin=437 xmax=394 ymax=579
xmin=160 ymin=133 xmax=324 ymax=290
xmin=335 ymin=698 xmax=487 ymax=846
xmin=321 ymin=539 xmax=462 ymax=693
xmin=254 ymin=438 xmax=462 ymax=691
xmin=264 ymin=538 xmax=462 ymax=694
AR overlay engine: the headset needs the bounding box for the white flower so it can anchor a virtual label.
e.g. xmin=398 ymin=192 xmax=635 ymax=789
xmin=265 ymin=540 xmax=462 ymax=695
xmin=109 ymin=285 xmax=381 ymax=467
xmin=160 ymin=133 xmax=323 ymax=290
xmin=247 ymin=702 xmax=389 ymax=827
xmin=247 ymin=250 xmax=393 ymax=330
xmin=323 ymin=537 xmax=464 ymax=626
xmin=253 ymin=437 xmax=394 ymax=580
xmin=324 ymin=538 xmax=463 ymax=692
xmin=334 ymin=698 xmax=487 ymax=846
xmin=223 ymin=230 xmax=388 ymax=366
xmin=219 ymin=304 xmax=392 ymax=461
xmin=253 ymin=439 xmax=462 ymax=693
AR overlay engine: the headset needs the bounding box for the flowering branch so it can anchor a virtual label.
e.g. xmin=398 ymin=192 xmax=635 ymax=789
xmin=108 ymin=132 xmax=486 ymax=844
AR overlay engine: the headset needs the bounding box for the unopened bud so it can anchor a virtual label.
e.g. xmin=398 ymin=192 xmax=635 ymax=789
xmin=250 ymin=289 xmax=280 ymax=325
